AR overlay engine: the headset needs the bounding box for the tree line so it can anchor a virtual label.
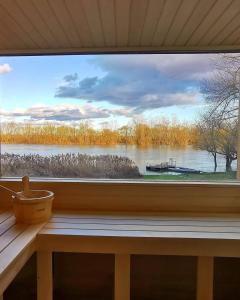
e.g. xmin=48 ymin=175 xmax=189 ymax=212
xmin=1 ymin=119 xmax=196 ymax=147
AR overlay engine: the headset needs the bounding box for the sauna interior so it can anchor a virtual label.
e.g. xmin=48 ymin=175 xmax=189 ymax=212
xmin=1 ymin=1 xmax=240 ymax=300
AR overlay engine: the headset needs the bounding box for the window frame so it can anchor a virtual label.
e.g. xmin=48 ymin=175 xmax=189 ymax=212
xmin=1 ymin=50 xmax=240 ymax=212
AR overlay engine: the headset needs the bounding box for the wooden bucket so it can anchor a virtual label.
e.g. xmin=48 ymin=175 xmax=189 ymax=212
xmin=12 ymin=190 xmax=54 ymax=224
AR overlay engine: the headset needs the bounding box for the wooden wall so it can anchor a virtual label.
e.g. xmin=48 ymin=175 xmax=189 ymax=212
xmin=1 ymin=180 xmax=240 ymax=214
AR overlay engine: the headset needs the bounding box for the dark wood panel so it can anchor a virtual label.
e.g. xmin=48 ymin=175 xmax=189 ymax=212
xmin=3 ymin=254 xmax=36 ymax=300
xmin=214 ymin=257 xmax=240 ymax=300
xmin=131 ymin=255 xmax=197 ymax=300
xmin=53 ymin=252 xmax=114 ymax=300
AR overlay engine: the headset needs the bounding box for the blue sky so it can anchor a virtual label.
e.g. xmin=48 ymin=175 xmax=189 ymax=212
xmin=0 ymin=53 xmax=218 ymax=128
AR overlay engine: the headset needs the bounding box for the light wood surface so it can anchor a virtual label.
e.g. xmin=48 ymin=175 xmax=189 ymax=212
xmin=197 ymin=257 xmax=214 ymax=300
xmin=0 ymin=210 xmax=44 ymax=295
xmin=0 ymin=0 xmax=239 ymax=53
xmin=115 ymin=254 xmax=130 ymax=300
xmin=42 ymin=212 xmax=240 ymax=240
xmin=2 ymin=209 xmax=240 ymax=298
xmin=37 ymin=251 xmax=52 ymax=300
xmin=36 ymin=211 xmax=240 ymax=258
xmin=1 ymin=180 xmax=240 ymax=215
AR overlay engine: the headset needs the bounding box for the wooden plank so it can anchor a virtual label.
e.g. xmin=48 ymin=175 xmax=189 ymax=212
xmin=65 ymin=0 xmax=93 ymax=47
xmin=0 ymin=217 xmax=16 ymax=236
xmin=0 ymin=224 xmax=27 ymax=254
xmin=0 ymin=26 xmax=19 ymax=49
xmin=212 ymin=12 xmax=240 ymax=45
xmin=197 ymin=257 xmax=214 ymax=300
xmin=0 ymin=2 xmax=36 ymax=48
xmin=16 ymin=0 xmax=58 ymax=48
xmin=15 ymin=182 xmax=240 ymax=211
xmin=99 ymin=0 xmax=116 ymax=47
xmin=128 ymin=0 xmax=149 ymax=46
xmin=0 ymin=223 xmax=44 ymax=274
xmin=140 ymin=0 xmax=165 ymax=46
xmin=40 ymin=227 xmax=240 ymax=240
xmin=198 ymin=0 xmax=240 ymax=46
xmin=115 ymin=254 xmax=130 ymax=300
xmin=164 ymin=0 xmax=199 ymax=46
xmin=81 ymin=0 xmax=105 ymax=47
xmin=31 ymin=0 xmax=69 ymax=48
xmin=47 ymin=0 xmax=82 ymax=48
xmin=175 ymin=0 xmax=216 ymax=46
xmin=37 ymin=251 xmax=52 ymax=300
xmin=1 ymin=180 xmax=240 ymax=214
xmin=224 ymin=27 xmax=240 ymax=46
xmin=0 ymin=0 xmax=49 ymax=48
xmin=187 ymin=0 xmax=233 ymax=46
xmin=37 ymin=233 xmax=240 ymax=257
xmin=50 ymin=215 xmax=240 ymax=226
xmin=115 ymin=0 xmax=131 ymax=46
xmin=51 ymin=211 xmax=240 ymax=221
xmin=0 ymin=239 xmax=36 ymax=295
xmin=152 ymin=0 xmax=182 ymax=46
xmin=44 ymin=222 xmax=240 ymax=234
xmin=0 ymin=212 xmax=12 ymax=224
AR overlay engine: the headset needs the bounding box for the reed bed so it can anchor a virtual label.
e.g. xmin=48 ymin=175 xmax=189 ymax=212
xmin=1 ymin=153 xmax=141 ymax=178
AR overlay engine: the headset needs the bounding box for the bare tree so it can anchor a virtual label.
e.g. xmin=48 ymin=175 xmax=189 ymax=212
xmin=217 ymin=119 xmax=238 ymax=171
xmin=199 ymin=54 xmax=240 ymax=172
xmin=197 ymin=113 xmax=237 ymax=172
xmin=201 ymin=54 xmax=240 ymax=121
xmin=196 ymin=113 xmax=219 ymax=171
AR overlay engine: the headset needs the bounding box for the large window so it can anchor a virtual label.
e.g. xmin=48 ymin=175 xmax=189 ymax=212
xmin=0 ymin=53 xmax=239 ymax=181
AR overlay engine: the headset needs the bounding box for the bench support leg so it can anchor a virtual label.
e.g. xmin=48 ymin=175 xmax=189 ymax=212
xmin=197 ymin=256 xmax=214 ymax=300
xmin=115 ymin=254 xmax=130 ymax=300
xmin=37 ymin=251 xmax=52 ymax=300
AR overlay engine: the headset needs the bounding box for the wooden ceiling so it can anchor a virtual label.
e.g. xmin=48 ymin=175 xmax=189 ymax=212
xmin=0 ymin=0 xmax=239 ymax=55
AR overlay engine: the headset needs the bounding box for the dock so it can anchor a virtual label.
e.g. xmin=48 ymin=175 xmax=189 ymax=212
xmin=146 ymin=159 xmax=201 ymax=174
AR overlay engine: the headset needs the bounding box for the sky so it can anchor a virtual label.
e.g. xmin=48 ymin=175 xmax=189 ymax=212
xmin=0 ymin=53 xmax=221 ymax=129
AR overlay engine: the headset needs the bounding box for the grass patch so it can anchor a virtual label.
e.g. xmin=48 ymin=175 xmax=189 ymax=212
xmin=143 ymin=171 xmax=237 ymax=181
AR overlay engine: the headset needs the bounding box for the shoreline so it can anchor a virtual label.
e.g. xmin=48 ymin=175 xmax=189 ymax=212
xmin=143 ymin=172 xmax=237 ymax=181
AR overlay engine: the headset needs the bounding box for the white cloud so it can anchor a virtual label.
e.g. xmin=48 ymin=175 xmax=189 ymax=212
xmin=0 ymin=63 xmax=12 ymax=74
xmin=0 ymin=103 xmax=134 ymax=123
xmin=56 ymin=54 xmax=217 ymax=111
xmin=91 ymin=53 xmax=219 ymax=80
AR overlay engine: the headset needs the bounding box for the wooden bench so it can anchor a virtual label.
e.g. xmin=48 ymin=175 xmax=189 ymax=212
xmin=3 ymin=209 xmax=240 ymax=300
xmin=0 ymin=210 xmax=44 ymax=297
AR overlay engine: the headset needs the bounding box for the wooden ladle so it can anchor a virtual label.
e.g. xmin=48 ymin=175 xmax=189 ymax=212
xmin=0 ymin=184 xmax=20 ymax=198
xmin=0 ymin=176 xmax=31 ymax=199
xmin=22 ymin=176 xmax=31 ymax=197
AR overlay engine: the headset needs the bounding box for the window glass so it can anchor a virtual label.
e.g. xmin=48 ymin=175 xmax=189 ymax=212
xmin=0 ymin=53 xmax=239 ymax=180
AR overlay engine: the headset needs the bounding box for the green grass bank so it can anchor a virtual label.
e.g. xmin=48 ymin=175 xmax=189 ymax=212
xmin=143 ymin=171 xmax=237 ymax=181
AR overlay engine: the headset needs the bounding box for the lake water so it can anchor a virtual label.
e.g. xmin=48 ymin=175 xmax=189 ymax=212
xmin=1 ymin=144 xmax=237 ymax=175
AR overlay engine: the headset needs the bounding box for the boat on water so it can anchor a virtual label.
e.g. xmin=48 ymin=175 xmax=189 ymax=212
xmin=146 ymin=159 xmax=201 ymax=174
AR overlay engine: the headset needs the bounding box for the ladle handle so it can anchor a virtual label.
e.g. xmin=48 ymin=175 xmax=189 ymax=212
xmin=22 ymin=176 xmax=31 ymax=197
xmin=0 ymin=184 xmax=19 ymax=198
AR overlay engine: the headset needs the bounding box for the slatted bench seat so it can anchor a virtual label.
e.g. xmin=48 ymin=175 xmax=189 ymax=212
xmin=3 ymin=210 xmax=240 ymax=300
xmin=0 ymin=210 xmax=44 ymax=297
xmin=38 ymin=211 xmax=240 ymax=300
